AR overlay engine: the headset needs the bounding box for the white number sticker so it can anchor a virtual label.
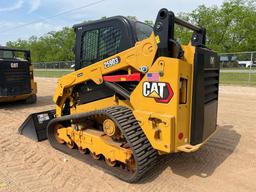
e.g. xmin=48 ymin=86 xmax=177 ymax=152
xmin=104 ymin=57 xmax=120 ymax=68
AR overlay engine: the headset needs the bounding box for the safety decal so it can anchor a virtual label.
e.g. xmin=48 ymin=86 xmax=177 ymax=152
xmin=37 ymin=113 xmax=50 ymax=124
xmin=143 ymin=82 xmax=174 ymax=103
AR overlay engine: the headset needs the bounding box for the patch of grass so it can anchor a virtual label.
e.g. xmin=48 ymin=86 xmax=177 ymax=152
xmin=34 ymin=69 xmax=73 ymax=78
xmin=220 ymin=72 xmax=256 ymax=86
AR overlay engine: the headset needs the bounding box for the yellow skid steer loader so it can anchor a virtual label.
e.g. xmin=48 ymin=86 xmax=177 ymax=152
xmin=19 ymin=8 xmax=220 ymax=182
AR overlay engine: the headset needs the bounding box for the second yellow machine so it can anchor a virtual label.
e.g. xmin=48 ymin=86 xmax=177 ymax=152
xmin=19 ymin=8 xmax=220 ymax=182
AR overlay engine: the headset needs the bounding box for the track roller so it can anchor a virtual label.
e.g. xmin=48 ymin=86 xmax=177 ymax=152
xmin=105 ymin=159 xmax=117 ymax=167
xmin=91 ymin=152 xmax=101 ymax=160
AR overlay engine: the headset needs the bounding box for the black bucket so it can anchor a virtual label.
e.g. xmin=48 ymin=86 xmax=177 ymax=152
xmin=18 ymin=110 xmax=56 ymax=141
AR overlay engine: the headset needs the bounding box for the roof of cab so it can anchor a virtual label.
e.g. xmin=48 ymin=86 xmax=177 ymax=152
xmin=0 ymin=46 xmax=30 ymax=52
xmin=73 ymin=15 xmax=136 ymax=29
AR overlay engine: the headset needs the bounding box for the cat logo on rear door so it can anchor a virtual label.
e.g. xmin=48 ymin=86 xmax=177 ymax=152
xmin=142 ymin=82 xmax=174 ymax=103
xmin=10 ymin=62 xmax=18 ymax=68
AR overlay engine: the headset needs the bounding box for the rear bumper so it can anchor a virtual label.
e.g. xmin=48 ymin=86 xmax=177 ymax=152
xmin=0 ymin=93 xmax=34 ymax=103
xmin=0 ymin=81 xmax=37 ymax=103
xmin=177 ymin=127 xmax=217 ymax=153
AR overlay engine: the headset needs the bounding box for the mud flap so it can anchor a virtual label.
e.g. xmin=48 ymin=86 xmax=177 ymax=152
xmin=18 ymin=110 xmax=56 ymax=141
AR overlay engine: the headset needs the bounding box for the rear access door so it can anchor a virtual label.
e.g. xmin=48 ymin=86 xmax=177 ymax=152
xmin=190 ymin=47 xmax=220 ymax=145
xmin=0 ymin=60 xmax=31 ymax=96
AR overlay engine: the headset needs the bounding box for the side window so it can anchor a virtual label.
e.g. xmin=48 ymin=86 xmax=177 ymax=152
xmin=81 ymin=29 xmax=99 ymax=67
xmin=80 ymin=26 xmax=121 ymax=68
xmin=135 ymin=22 xmax=153 ymax=42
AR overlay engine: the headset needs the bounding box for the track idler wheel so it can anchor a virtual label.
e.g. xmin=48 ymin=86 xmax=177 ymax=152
xmin=103 ymin=119 xmax=117 ymax=137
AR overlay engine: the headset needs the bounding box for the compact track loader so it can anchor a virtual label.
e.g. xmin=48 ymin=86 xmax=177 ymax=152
xmin=0 ymin=47 xmax=37 ymax=103
xmin=19 ymin=9 xmax=220 ymax=182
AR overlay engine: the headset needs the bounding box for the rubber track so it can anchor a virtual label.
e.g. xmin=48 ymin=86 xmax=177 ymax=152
xmin=47 ymin=106 xmax=158 ymax=183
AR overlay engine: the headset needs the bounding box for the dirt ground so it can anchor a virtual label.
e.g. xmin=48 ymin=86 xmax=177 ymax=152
xmin=0 ymin=77 xmax=256 ymax=192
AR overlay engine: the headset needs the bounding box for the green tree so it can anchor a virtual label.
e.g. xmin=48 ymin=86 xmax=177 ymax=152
xmin=6 ymin=27 xmax=75 ymax=62
xmin=144 ymin=20 xmax=154 ymax=26
xmin=190 ymin=0 xmax=256 ymax=52
xmin=127 ymin=16 xmax=137 ymax=21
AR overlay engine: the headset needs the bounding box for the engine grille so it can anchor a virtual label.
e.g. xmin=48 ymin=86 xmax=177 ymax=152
xmin=204 ymin=69 xmax=219 ymax=104
xmin=190 ymin=47 xmax=220 ymax=145
xmin=4 ymin=70 xmax=28 ymax=82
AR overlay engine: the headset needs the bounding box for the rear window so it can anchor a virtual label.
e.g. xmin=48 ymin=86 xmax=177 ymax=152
xmin=0 ymin=49 xmax=29 ymax=61
xmin=0 ymin=50 xmax=14 ymax=59
xmin=135 ymin=22 xmax=153 ymax=41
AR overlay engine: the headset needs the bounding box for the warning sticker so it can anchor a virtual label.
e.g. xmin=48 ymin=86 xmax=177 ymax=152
xmin=37 ymin=113 xmax=50 ymax=124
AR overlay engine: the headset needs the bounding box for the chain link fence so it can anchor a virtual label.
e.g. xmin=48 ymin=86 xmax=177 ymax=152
xmin=32 ymin=52 xmax=256 ymax=86
xmin=219 ymin=51 xmax=256 ymax=86
xmin=33 ymin=61 xmax=74 ymax=77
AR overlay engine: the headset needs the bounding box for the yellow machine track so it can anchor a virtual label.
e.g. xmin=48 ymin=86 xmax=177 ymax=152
xmin=47 ymin=106 xmax=158 ymax=182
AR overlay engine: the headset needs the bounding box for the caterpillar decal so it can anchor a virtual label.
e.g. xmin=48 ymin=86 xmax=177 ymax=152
xmin=142 ymin=82 xmax=174 ymax=103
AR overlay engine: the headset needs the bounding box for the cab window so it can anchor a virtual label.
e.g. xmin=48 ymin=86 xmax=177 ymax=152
xmin=80 ymin=26 xmax=121 ymax=68
xmin=135 ymin=22 xmax=153 ymax=41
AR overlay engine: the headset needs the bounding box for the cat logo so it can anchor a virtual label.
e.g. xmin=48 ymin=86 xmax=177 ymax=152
xmin=210 ymin=56 xmax=215 ymax=65
xmin=10 ymin=62 xmax=18 ymax=68
xmin=143 ymin=82 xmax=174 ymax=103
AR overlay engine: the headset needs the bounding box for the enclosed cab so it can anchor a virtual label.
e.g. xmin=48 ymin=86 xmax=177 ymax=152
xmin=0 ymin=46 xmax=37 ymax=103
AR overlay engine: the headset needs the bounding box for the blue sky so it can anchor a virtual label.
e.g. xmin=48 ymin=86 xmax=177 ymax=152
xmin=0 ymin=0 xmax=225 ymax=45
